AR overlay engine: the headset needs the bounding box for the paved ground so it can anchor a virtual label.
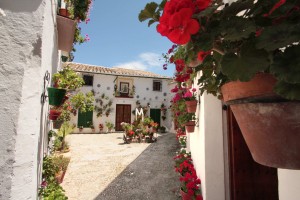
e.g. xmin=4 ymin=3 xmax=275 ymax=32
xmin=61 ymin=132 xmax=181 ymax=200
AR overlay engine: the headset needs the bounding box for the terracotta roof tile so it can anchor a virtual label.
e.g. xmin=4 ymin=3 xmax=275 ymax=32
xmin=63 ymin=62 xmax=172 ymax=79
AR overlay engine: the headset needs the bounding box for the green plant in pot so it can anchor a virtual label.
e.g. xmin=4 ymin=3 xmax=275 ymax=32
xmin=140 ymin=0 xmax=300 ymax=169
xmin=105 ymin=121 xmax=114 ymax=132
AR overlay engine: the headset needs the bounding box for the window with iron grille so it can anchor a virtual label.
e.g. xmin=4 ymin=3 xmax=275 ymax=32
xmin=83 ymin=75 xmax=93 ymax=86
xmin=153 ymin=80 xmax=162 ymax=91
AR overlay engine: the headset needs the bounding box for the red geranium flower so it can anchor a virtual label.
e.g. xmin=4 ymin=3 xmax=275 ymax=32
xmin=175 ymin=59 xmax=186 ymax=72
xmin=167 ymin=8 xmax=200 ymax=45
xmin=197 ymin=51 xmax=210 ymax=62
xmin=194 ymin=0 xmax=212 ymax=12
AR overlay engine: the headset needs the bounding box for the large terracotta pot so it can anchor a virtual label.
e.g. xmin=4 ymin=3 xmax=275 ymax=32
xmin=185 ymin=121 xmax=195 ymax=133
xmin=185 ymin=100 xmax=197 ymax=113
xmin=221 ymin=73 xmax=300 ymax=169
xmin=56 ymin=15 xmax=76 ymax=52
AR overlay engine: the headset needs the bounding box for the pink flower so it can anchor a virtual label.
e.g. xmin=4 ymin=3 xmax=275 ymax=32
xmin=183 ymin=90 xmax=193 ymax=98
xmin=84 ymin=34 xmax=90 ymax=42
xmin=171 ymin=85 xmax=179 ymax=93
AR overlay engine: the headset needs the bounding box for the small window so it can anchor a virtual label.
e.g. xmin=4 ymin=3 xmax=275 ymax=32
xmin=83 ymin=75 xmax=93 ymax=86
xmin=153 ymin=80 xmax=162 ymax=91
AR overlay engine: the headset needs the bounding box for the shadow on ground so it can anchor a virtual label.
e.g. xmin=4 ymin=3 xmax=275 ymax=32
xmin=95 ymin=132 xmax=181 ymax=200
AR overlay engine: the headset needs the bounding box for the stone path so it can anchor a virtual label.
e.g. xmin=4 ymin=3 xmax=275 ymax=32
xmin=61 ymin=132 xmax=181 ymax=200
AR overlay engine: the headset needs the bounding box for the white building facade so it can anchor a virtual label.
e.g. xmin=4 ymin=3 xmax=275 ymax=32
xmin=66 ymin=62 xmax=175 ymax=134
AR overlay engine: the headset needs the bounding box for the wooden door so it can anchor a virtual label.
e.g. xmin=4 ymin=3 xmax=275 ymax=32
xmin=115 ymin=104 xmax=131 ymax=131
xmin=226 ymin=106 xmax=278 ymax=200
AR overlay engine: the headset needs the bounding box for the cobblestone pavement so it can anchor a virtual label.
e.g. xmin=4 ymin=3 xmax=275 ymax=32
xmin=61 ymin=132 xmax=181 ymax=200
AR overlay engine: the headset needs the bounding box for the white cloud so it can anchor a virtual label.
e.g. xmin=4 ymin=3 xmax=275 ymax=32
xmin=113 ymin=61 xmax=147 ymax=70
xmin=113 ymin=52 xmax=164 ymax=71
xmin=139 ymin=52 xmax=164 ymax=67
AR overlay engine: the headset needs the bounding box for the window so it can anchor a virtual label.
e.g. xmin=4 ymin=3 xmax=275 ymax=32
xmin=153 ymin=80 xmax=162 ymax=91
xmin=77 ymin=110 xmax=93 ymax=128
xmin=83 ymin=75 xmax=93 ymax=86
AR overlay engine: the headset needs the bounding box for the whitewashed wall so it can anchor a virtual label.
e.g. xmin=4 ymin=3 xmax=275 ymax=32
xmin=278 ymin=170 xmax=300 ymax=200
xmin=70 ymin=73 xmax=175 ymax=133
xmin=188 ymin=80 xmax=225 ymax=200
xmin=0 ymin=0 xmax=58 ymax=199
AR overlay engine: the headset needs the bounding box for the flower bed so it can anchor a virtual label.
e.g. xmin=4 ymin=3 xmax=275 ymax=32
xmin=174 ymin=129 xmax=203 ymax=200
xmin=121 ymin=117 xmax=159 ymax=144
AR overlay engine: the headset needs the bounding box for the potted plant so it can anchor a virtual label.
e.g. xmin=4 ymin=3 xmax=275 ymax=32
xmin=105 ymin=121 xmax=114 ymax=133
xmin=52 ymin=155 xmax=71 ymax=184
xmin=140 ymin=0 xmax=300 ymax=169
xmin=78 ymin=126 xmax=83 ymax=132
xmin=98 ymin=123 xmax=103 ymax=132
xmin=89 ymin=122 xmax=95 ymax=132
xmin=49 ymin=108 xmax=62 ymax=120
xmin=183 ymin=87 xmax=197 ymax=113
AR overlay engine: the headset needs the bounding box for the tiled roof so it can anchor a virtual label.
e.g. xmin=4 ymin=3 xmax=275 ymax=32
xmin=63 ymin=62 xmax=172 ymax=79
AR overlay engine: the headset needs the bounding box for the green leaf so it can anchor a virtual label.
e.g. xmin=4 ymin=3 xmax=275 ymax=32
xmin=220 ymin=17 xmax=256 ymax=41
xmin=148 ymin=19 xmax=156 ymax=27
xmin=138 ymin=2 xmax=158 ymax=22
xmin=222 ymin=0 xmax=255 ymax=17
xmin=221 ymin=42 xmax=270 ymax=81
xmin=271 ymin=45 xmax=300 ymax=84
xmin=255 ymin=23 xmax=300 ymax=51
xmin=274 ymin=81 xmax=300 ymax=100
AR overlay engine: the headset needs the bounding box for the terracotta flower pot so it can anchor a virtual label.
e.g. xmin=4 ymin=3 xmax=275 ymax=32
xmin=59 ymin=8 xmax=70 ymax=18
xmin=49 ymin=110 xmax=61 ymax=120
xmin=221 ymin=73 xmax=300 ymax=169
xmin=185 ymin=100 xmax=197 ymax=113
xmin=180 ymin=189 xmax=203 ymax=200
xmin=185 ymin=121 xmax=195 ymax=133
xmin=56 ymin=15 xmax=76 ymax=52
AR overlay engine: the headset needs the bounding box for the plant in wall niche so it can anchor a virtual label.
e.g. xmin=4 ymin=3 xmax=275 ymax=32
xmin=161 ymin=103 xmax=167 ymax=121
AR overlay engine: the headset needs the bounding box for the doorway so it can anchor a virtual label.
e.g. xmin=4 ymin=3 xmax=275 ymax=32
xmin=150 ymin=109 xmax=161 ymax=125
xmin=115 ymin=104 xmax=131 ymax=131
xmin=226 ymin=106 xmax=278 ymax=200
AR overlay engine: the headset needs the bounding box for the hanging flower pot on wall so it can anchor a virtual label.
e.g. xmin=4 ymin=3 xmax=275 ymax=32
xmin=58 ymin=8 xmax=70 ymax=18
xmin=49 ymin=109 xmax=62 ymax=121
xmin=221 ymin=73 xmax=300 ymax=169
xmin=47 ymin=87 xmax=66 ymax=106
xmin=185 ymin=121 xmax=195 ymax=133
xmin=185 ymin=100 xmax=197 ymax=113
xmin=56 ymin=15 xmax=76 ymax=52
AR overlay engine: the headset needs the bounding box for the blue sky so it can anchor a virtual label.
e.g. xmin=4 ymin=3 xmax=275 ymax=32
xmin=73 ymin=0 xmax=175 ymax=77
